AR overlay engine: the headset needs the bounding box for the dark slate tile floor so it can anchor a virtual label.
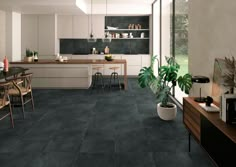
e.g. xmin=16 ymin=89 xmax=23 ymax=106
xmin=0 ymin=78 xmax=216 ymax=167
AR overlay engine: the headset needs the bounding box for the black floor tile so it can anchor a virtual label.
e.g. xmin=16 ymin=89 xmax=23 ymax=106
xmin=73 ymin=153 xmax=115 ymax=167
xmin=80 ymin=138 xmax=115 ymax=153
xmin=26 ymin=152 xmax=75 ymax=167
xmin=0 ymin=78 xmax=214 ymax=167
xmin=116 ymin=152 xmax=156 ymax=167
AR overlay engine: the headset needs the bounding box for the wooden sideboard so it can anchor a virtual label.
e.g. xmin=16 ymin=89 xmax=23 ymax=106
xmin=183 ymin=97 xmax=236 ymax=167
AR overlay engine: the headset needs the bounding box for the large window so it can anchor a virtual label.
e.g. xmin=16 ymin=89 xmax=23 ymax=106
xmin=174 ymin=0 xmax=188 ymax=103
xmin=152 ymin=0 xmax=189 ymax=104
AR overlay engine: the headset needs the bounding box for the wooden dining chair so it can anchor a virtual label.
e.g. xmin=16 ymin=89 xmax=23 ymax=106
xmin=8 ymin=73 xmax=35 ymax=119
xmin=0 ymin=81 xmax=14 ymax=128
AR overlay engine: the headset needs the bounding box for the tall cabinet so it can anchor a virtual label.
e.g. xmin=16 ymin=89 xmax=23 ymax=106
xmin=21 ymin=14 xmax=57 ymax=58
xmin=57 ymin=15 xmax=105 ymax=39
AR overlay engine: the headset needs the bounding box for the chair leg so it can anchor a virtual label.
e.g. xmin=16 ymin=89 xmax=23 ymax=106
xmin=116 ymin=74 xmax=122 ymax=91
xmin=9 ymin=104 xmax=14 ymax=128
xmin=99 ymin=73 xmax=105 ymax=90
xmin=109 ymin=72 xmax=115 ymax=90
xmin=30 ymin=91 xmax=35 ymax=112
xmin=20 ymin=95 xmax=25 ymax=119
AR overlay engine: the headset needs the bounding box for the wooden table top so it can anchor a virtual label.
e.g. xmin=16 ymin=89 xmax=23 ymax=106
xmin=10 ymin=59 xmax=127 ymax=64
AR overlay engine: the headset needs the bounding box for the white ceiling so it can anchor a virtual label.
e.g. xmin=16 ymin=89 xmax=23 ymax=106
xmin=0 ymin=0 xmax=155 ymax=15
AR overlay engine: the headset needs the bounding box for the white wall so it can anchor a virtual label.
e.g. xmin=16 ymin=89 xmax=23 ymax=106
xmin=12 ymin=12 xmax=21 ymax=61
xmin=188 ymin=0 xmax=236 ymax=100
xmin=6 ymin=11 xmax=21 ymax=61
xmin=0 ymin=10 xmax=6 ymax=61
xmin=6 ymin=12 xmax=12 ymax=61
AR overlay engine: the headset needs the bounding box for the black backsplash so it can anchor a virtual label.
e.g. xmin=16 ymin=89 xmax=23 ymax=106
xmin=60 ymin=16 xmax=149 ymax=55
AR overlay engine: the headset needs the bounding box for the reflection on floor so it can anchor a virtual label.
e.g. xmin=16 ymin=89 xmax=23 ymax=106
xmin=0 ymin=78 xmax=215 ymax=167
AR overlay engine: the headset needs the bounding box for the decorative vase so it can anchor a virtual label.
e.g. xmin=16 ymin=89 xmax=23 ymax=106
xmin=157 ymin=102 xmax=177 ymax=120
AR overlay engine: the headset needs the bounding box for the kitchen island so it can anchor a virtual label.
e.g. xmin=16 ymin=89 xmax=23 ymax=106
xmin=10 ymin=59 xmax=127 ymax=90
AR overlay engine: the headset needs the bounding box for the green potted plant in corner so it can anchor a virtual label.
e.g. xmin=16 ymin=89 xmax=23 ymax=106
xmin=25 ymin=48 xmax=33 ymax=62
xmin=138 ymin=56 xmax=192 ymax=120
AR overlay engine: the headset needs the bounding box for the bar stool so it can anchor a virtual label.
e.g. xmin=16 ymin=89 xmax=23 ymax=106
xmin=91 ymin=66 xmax=105 ymax=90
xmin=109 ymin=67 xmax=122 ymax=90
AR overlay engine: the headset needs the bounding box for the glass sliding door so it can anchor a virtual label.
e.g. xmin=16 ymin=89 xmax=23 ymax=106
xmin=174 ymin=0 xmax=189 ymax=103
xmin=161 ymin=0 xmax=173 ymax=65
xmin=152 ymin=0 xmax=189 ymax=104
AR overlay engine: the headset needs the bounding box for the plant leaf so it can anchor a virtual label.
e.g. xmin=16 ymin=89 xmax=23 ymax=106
xmin=138 ymin=67 xmax=155 ymax=88
xmin=177 ymin=73 xmax=192 ymax=94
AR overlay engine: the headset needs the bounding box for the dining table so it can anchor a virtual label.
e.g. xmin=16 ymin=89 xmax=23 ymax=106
xmin=0 ymin=67 xmax=28 ymax=80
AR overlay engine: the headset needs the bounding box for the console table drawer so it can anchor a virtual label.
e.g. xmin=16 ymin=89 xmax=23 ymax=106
xmin=183 ymin=99 xmax=201 ymax=141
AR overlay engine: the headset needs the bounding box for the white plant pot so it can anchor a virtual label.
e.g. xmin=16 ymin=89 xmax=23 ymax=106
xmin=157 ymin=102 xmax=177 ymax=121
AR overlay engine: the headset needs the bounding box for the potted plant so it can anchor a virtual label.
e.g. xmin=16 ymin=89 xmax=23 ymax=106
xmin=138 ymin=56 xmax=192 ymax=120
xmin=25 ymin=48 xmax=33 ymax=62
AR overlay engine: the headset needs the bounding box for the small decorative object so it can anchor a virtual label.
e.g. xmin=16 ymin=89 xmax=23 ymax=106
xmin=105 ymin=54 xmax=113 ymax=61
xmin=92 ymin=48 xmax=96 ymax=54
xmin=135 ymin=24 xmax=139 ymax=29
xmin=63 ymin=56 xmax=68 ymax=61
xmin=220 ymin=94 xmax=236 ymax=123
xmin=3 ymin=56 xmax=9 ymax=72
xmin=25 ymin=48 xmax=33 ymax=62
xmin=0 ymin=62 xmax=4 ymax=71
xmin=128 ymin=24 xmax=132 ymax=29
xmin=140 ymin=32 xmax=145 ymax=38
xmin=104 ymin=46 xmax=109 ymax=54
xmin=192 ymin=76 xmax=210 ymax=102
xmin=131 ymin=24 xmax=134 ymax=29
xmin=106 ymin=26 xmax=118 ymax=30
xmin=59 ymin=56 xmax=64 ymax=62
xmin=129 ymin=33 xmax=133 ymax=38
xmin=222 ymin=56 xmax=235 ymax=93
xmin=33 ymin=51 xmax=38 ymax=62
xmin=138 ymin=24 xmax=142 ymax=29
xmin=55 ymin=53 xmax=60 ymax=61
xmin=205 ymin=96 xmax=213 ymax=106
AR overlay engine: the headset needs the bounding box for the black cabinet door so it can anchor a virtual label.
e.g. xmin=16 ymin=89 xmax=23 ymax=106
xmin=201 ymin=115 xmax=236 ymax=167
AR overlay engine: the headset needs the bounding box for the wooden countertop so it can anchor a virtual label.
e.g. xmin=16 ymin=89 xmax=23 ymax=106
xmin=184 ymin=97 xmax=236 ymax=143
xmin=10 ymin=59 xmax=127 ymax=64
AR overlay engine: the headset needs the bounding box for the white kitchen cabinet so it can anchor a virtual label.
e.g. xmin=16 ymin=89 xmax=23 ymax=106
xmin=141 ymin=54 xmax=151 ymax=67
xmin=38 ymin=15 xmax=56 ymax=56
xmin=21 ymin=15 xmax=38 ymax=57
xmin=21 ymin=14 xmax=56 ymax=59
xmin=92 ymin=15 xmax=105 ymax=38
xmin=57 ymin=15 xmax=73 ymax=38
xmin=73 ymin=15 xmax=89 ymax=38
xmin=57 ymin=15 xmax=105 ymax=39
xmin=121 ymin=54 xmax=142 ymax=76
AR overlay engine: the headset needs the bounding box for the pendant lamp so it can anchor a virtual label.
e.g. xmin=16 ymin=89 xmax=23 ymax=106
xmin=102 ymin=0 xmax=112 ymax=43
xmin=87 ymin=0 xmax=97 ymax=42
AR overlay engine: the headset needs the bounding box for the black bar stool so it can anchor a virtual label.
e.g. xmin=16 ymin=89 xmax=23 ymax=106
xmin=91 ymin=66 xmax=105 ymax=90
xmin=109 ymin=67 xmax=121 ymax=90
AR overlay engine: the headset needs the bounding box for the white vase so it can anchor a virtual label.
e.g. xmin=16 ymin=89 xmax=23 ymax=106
xmin=157 ymin=102 xmax=177 ymax=121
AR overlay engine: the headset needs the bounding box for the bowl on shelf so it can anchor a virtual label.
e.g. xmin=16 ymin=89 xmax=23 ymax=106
xmin=105 ymin=54 xmax=113 ymax=61
xmin=122 ymin=33 xmax=129 ymax=38
xmin=107 ymin=26 xmax=118 ymax=30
